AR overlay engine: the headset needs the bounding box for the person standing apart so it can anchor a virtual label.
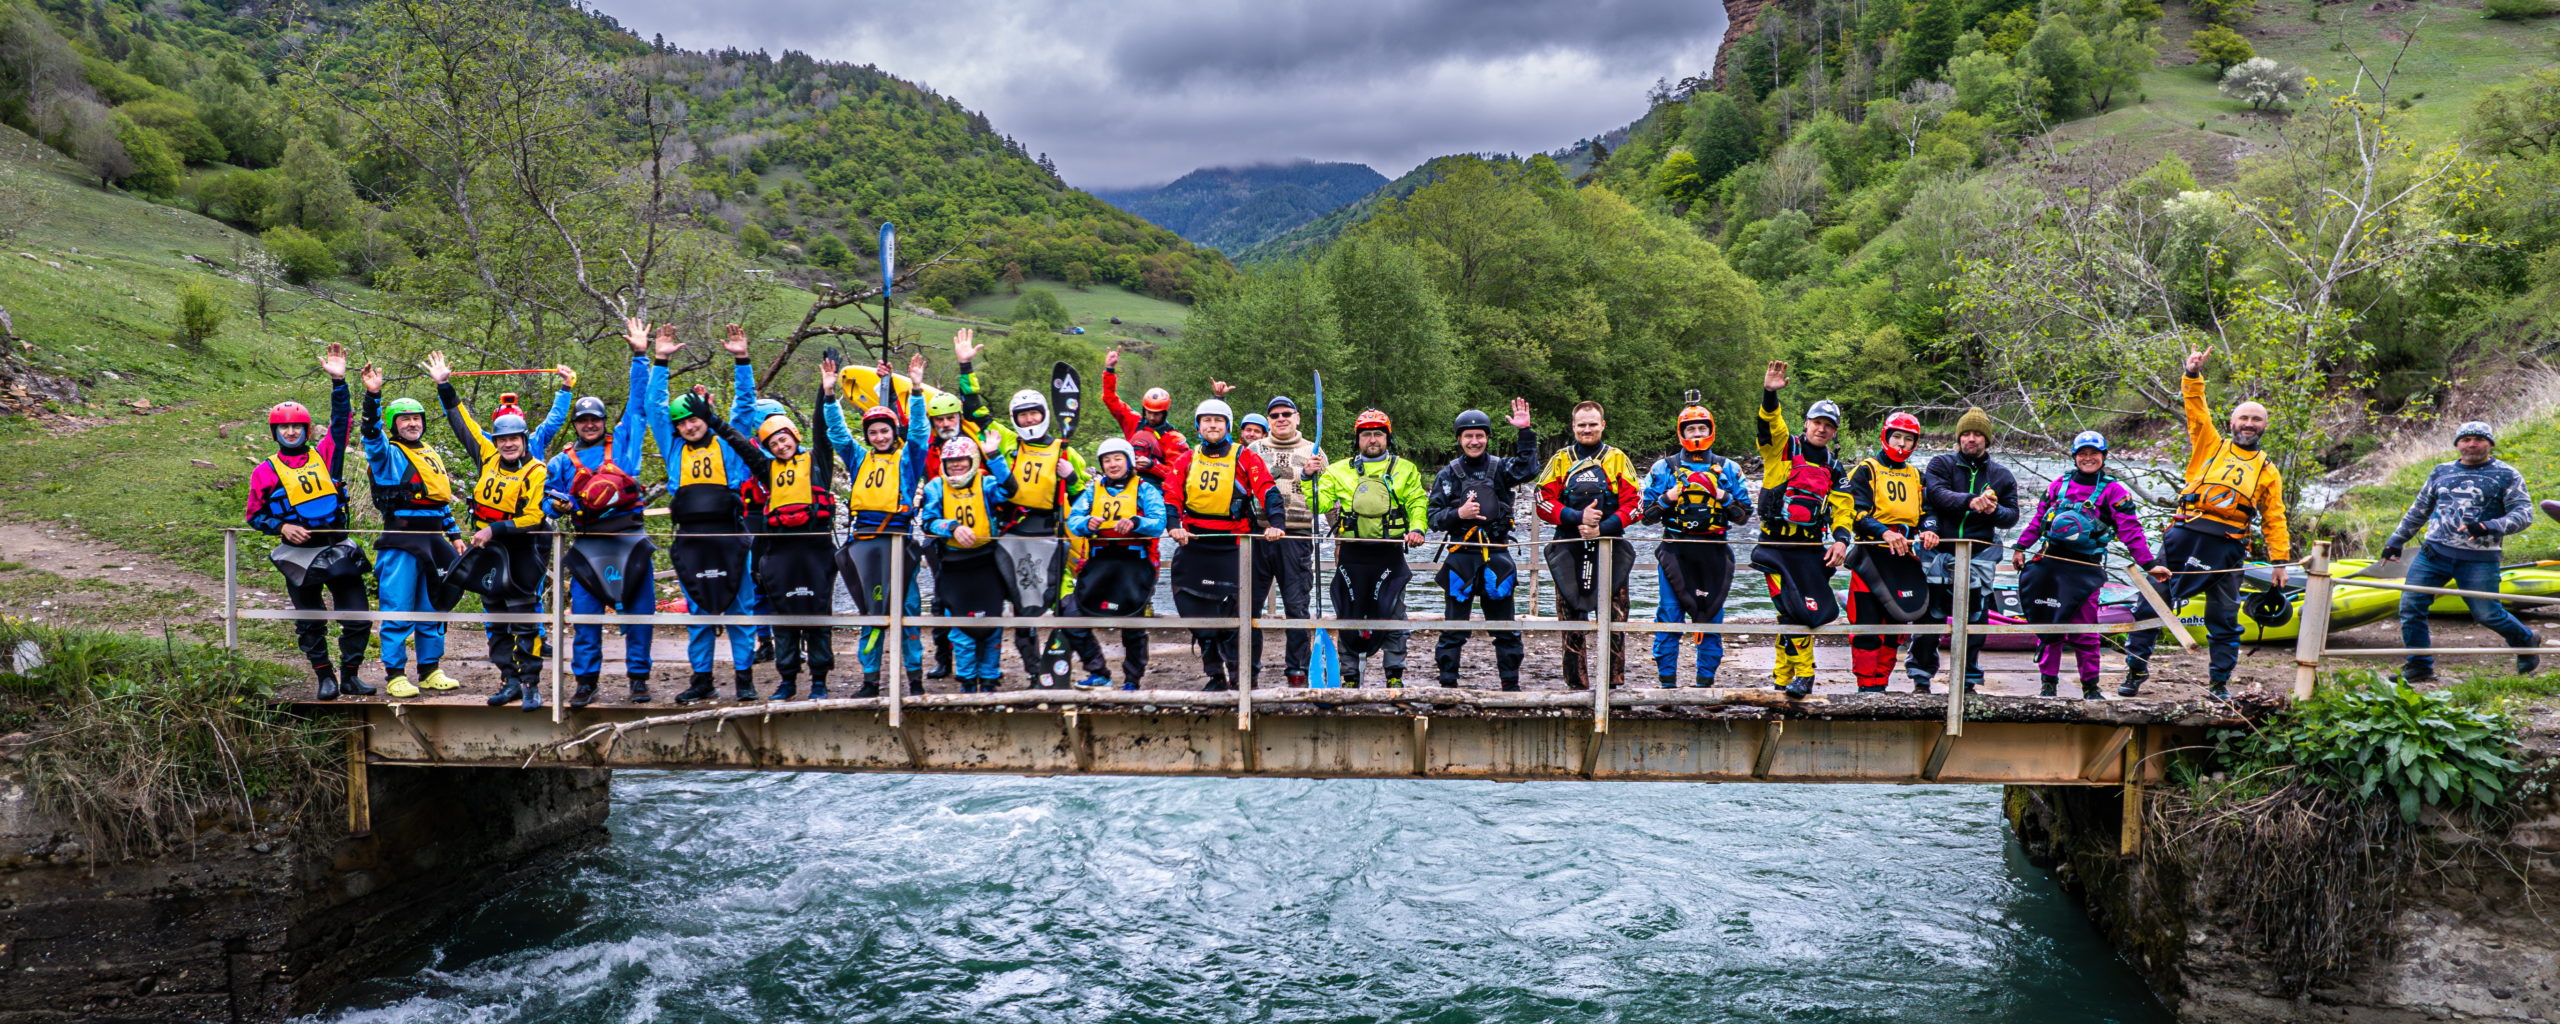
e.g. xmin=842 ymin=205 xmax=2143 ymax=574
xmin=2380 ymin=421 xmax=2539 ymax=682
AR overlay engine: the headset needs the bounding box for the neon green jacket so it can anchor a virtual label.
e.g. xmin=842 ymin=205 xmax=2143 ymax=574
xmin=1314 ymin=453 xmax=1430 ymax=542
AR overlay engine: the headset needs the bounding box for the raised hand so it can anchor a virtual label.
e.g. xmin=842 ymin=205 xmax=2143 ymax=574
xmin=722 ymin=323 xmax=749 ymax=358
xmin=422 ymin=351 xmax=451 ymax=384
xmin=555 ymin=364 xmax=577 ymax=389
xmin=1104 ymin=349 xmax=1120 ymax=371
xmin=1764 ymin=360 xmax=1789 ymax=392
xmin=359 ymin=362 xmax=384 ymax=394
xmin=2183 ymin=343 xmax=2213 ymax=376
xmin=819 ymin=358 xmax=839 ymax=396
xmin=690 ymin=383 xmax=711 ymax=403
xmin=1507 ymin=397 xmax=1532 ymax=429
xmin=908 ymin=351 xmax=927 ymax=384
xmin=653 ymin=323 xmax=683 ymax=360
xmin=952 ymin=328 xmax=979 ymax=364
xmin=624 ymin=316 xmax=649 ymax=353
xmin=319 ymin=341 xmax=347 ymax=380
xmin=1209 ymin=379 xmax=1233 ymax=397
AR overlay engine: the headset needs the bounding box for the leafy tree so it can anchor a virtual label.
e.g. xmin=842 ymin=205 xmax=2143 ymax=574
xmin=2220 ymin=57 xmax=2305 ymax=110
xmin=189 ymin=78 xmax=279 ymax=167
xmin=176 ymin=280 xmax=224 ymax=347
xmin=1656 ymin=149 xmax=1715 ymax=206
xmin=1009 ymin=287 xmax=1071 ymax=331
xmin=1318 ymin=235 xmax=1458 ymax=435
xmin=1062 ymin=261 xmax=1094 ymax=289
xmin=1980 ymin=8 xmax=2037 ymax=57
xmin=117 ymin=97 xmax=222 ymax=163
xmin=110 ymin=111 xmax=179 ymax=194
xmin=808 ymin=232 xmax=851 ymax=269
xmin=2464 ymin=69 xmax=2560 ymax=159
xmin=270 ymin=136 xmax=359 ymax=234
xmin=263 ymin=225 xmax=340 ymax=284
xmin=1898 ymin=0 xmax=1963 ymax=85
xmin=2023 ymin=17 xmax=2097 ymax=117
xmin=1731 ymin=210 xmax=1822 ymax=282
xmin=2084 ymin=18 xmax=2162 ymax=112
xmin=737 ymin=222 xmax=773 ymax=258
xmin=2187 ymin=24 xmax=2255 ymax=76
xmin=1680 ymin=90 xmax=1759 ymax=186
xmin=197 ymin=168 xmax=276 ymax=225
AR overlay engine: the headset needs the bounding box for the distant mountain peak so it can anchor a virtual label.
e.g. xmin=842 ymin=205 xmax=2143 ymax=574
xmin=1093 ymin=162 xmax=1387 ymax=255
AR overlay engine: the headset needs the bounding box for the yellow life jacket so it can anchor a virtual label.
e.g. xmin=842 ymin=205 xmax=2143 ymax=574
xmin=471 ymin=457 xmax=542 ymax=523
xmin=942 ymin=477 xmax=993 ymax=548
xmin=678 ymin=440 xmax=730 ymax=489
xmin=2178 ymin=440 xmax=2272 ymax=534
xmin=1860 ymin=457 xmax=1924 ymax=530
xmin=846 ymin=448 xmax=907 ymax=514
xmin=766 ymin=452 xmax=815 ymax=511
xmin=391 ymin=439 xmax=453 ymax=505
xmin=1090 ymin=478 xmax=1140 ymax=526
xmin=269 ymin=454 xmax=337 ymax=506
xmin=1182 ymin=446 xmax=1242 ymax=518
xmin=1008 ymin=439 xmax=1066 ymax=510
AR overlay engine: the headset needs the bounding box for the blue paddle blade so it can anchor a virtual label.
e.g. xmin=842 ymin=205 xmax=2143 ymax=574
xmin=1310 ymin=629 xmax=1340 ymax=688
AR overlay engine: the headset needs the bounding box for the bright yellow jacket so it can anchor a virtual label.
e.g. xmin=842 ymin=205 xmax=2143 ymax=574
xmin=2176 ymin=373 xmax=2289 ymax=560
xmin=1753 ymin=396 xmax=1855 ymax=545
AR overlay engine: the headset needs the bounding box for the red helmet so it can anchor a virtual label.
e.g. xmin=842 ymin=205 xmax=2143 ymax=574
xmin=1354 ymin=409 xmax=1391 ymax=435
xmin=1141 ymin=387 xmax=1172 ymax=413
xmin=1675 ymin=404 xmax=1715 ymax=452
xmin=1881 ymin=411 xmax=1923 ymax=459
xmin=268 ymin=401 xmax=313 ymax=427
xmin=494 ymin=392 xmax=525 ymax=422
xmin=861 ymin=405 xmax=898 ymax=429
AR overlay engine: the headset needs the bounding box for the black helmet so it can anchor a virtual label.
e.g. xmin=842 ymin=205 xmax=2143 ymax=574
xmin=572 ymin=396 xmax=608 ymax=421
xmin=1453 ymin=409 xmax=1493 ymax=437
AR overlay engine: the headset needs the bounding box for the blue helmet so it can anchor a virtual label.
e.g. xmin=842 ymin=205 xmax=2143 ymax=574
xmin=2071 ymin=430 xmax=2107 ymax=454
xmin=1241 ymin=412 xmax=1269 ymax=432
xmin=490 ymin=413 xmax=530 ymax=438
xmin=753 ymin=397 xmax=789 ymax=425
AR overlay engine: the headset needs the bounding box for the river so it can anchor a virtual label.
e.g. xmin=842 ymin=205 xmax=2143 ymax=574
xmin=307 ymin=773 xmax=2170 ymax=1023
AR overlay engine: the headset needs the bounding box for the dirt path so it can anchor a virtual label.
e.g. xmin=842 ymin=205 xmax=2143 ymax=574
xmin=0 ymin=515 xmax=225 ymax=611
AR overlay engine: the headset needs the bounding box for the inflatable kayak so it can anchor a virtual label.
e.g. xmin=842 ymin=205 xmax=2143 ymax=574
xmin=837 ymin=363 xmax=951 ymax=415
xmin=1982 ymin=583 xmax=2139 ymax=651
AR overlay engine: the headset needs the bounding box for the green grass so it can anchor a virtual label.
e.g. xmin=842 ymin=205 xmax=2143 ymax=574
xmin=2324 ymin=409 xmax=2560 ymax=560
xmin=2058 ymin=0 xmax=2554 ymax=181
xmin=957 ymin=277 xmax=1191 ymax=343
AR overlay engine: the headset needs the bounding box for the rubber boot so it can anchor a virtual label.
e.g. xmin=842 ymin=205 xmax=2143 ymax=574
xmin=1500 ymin=679 xmax=1520 ymax=691
xmin=674 ymin=672 xmax=716 ymax=704
xmin=809 ymin=678 xmax=830 ymax=700
xmin=487 ymin=681 xmax=523 ymax=707
xmin=856 ymin=673 xmax=882 ymax=698
xmin=2116 ymin=671 xmax=2146 ymax=698
xmin=1784 ymin=676 xmax=1813 ymax=698
xmin=338 ymin=663 xmax=376 ymax=697
xmin=520 ymin=683 xmax=543 ymax=712
xmin=769 ymin=677 xmax=798 ymax=702
xmin=1203 ymin=674 xmax=1233 ymax=692
xmin=313 ymin=664 xmax=339 ymax=702
xmin=754 ymin=634 xmax=774 ymax=665
xmin=2081 ymin=679 xmax=2103 ymax=700
xmin=570 ymin=673 xmax=599 ymax=708
xmin=1691 ymin=674 xmax=1716 ymax=689
xmin=628 ymin=674 xmax=652 ymax=703
xmin=1385 ymin=676 xmax=1403 ymax=689
xmin=734 ymin=671 xmax=757 ymax=702
xmin=1660 ymin=674 xmax=1678 ymax=690
xmin=2207 ymin=680 xmax=2229 ymax=700
xmin=1288 ymin=672 xmax=1310 ymax=688
xmin=2520 ymin=654 xmax=2541 ymax=676
xmin=2038 ymin=675 xmax=2058 ymax=697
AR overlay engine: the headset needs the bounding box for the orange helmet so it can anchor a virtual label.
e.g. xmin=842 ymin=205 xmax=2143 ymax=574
xmin=1141 ymin=387 xmax=1172 ymax=413
xmin=1354 ymin=409 xmax=1391 ymax=435
xmin=1675 ymin=404 xmax=1715 ymax=453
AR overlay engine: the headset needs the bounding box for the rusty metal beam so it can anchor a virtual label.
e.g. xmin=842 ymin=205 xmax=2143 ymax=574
xmin=355 ymin=705 xmax=2199 ymax=786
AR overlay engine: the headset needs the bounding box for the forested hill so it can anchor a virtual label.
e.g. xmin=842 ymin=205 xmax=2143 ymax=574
xmin=0 ymin=0 xmax=1230 ymax=319
xmin=1094 ymin=162 xmax=1385 ymax=255
xmin=1232 ymin=155 xmax=1507 ymax=266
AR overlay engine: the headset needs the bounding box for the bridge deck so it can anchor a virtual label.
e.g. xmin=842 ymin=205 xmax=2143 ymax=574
xmin=334 ymin=691 xmax=2229 ymax=786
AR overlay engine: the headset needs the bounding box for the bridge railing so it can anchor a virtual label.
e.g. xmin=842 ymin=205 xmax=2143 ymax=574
xmin=221 ymin=528 xmax=2210 ymax=737
xmin=2285 ymin=539 xmax=2560 ymax=698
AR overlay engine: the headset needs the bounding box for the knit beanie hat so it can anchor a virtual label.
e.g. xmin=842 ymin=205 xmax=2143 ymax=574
xmin=1954 ymin=407 xmax=1995 ymax=439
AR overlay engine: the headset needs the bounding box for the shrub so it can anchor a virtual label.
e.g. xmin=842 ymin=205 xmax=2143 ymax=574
xmin=175 ymin=281 xmax=223 ymax=346
xmin=2483 ymin=0 xmax=2556 ymax=17
xmin=262 ymin=225 xmax=340 ymax=284
xmin=2223 ymin=674 xmax=2520 ymax=820
xmin=2187 ymin=24 xmax=2255 ymax=75
xmin=1010 ymin=287 xmax=1072 ymax=332
xmin=2220 ymin=57 xmax=2307 ymax=110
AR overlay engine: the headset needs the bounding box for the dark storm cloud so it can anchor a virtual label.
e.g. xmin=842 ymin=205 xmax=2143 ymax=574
xmin=588 ymin=0 xmax=1725 ymax=188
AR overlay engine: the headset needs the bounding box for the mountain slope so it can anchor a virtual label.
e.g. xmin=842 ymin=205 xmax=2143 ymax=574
xmin=1093 ymin=162 xmax=1384 ymax=254
xmin=1232 ymin=155 xmax=1515 ymax=266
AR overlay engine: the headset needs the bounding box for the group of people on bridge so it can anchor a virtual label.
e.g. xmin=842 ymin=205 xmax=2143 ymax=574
xmin=242 ymin=327 xmax=2539 ymax=709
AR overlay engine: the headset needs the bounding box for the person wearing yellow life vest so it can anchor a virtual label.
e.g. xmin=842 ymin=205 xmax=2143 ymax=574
xmin=649 ymin=368 xmax=763 ymax=706
xmin=1844 ymin=412 xmax=1935 ymax=693
xmin=247 ymin=342 xmax=372 ymax=700
xmin=1313 ymin=409 xmax=1431 ymax=688
xmin=1065 ymin=437 xmax=1169 ymax=690
xmin=822 ymin=350 xmax=934 ymax=698
xmin=2120 ymin=344 xmax=2290 ymax=700
xmin=704 ymin=361 xmax=842 ymax=702
xmin=1157 ymin=398 xmax=1287 ymax=692
xmin=985 ymin=385 xmax=1096 ymax=689
xmin=360 ymin=357 xmax=466 ymax=700
xmin=1535 ymin=401 xmax=1643 ymax=691
xmin=919 ymin=435 xmax=1018 ymax=692
xmin=924 ymin=329 xmax=1006 ymax=681
xmin=427 ymin=351 xmax=554 ymax=712
xmin=1751 ymin=360 xmax=1856 ymax=698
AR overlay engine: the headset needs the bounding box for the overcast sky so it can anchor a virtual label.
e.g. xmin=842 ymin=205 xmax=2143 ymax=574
xmin=588 ymin=0 xmax=1727 ymax=189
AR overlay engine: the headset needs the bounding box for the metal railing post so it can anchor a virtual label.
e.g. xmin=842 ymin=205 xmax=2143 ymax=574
xmin=222 ymin=528 xmax=239 ymax=651
xmin=549 ymin=531 xmax=565 ymax=724
xmin=1946 ymin=539 xmax=1970 ymax=737
xmin=2292 ymin=540 xmax=2333 ymax=700
xmin=887 ymin=538 xmax=906 ymax=728
xmin=1237 ymin=534 xmax=1254 ymax=729
xmin=1594 ymin=539 xmax=1612 ymax=733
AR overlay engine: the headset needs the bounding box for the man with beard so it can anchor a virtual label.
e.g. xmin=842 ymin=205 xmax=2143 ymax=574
xmin=1640 ymin=398 xmax=1751 ymax=689
xmin=1909 ymin=408 xmax=2018 ymax=694
xmin=544 ymin=319 xmax=663 ymax=707
xmin=1751 ymin=361 xmax=1855 ymax=698
xmin=360 ymin=356 xmax=465 ymax=700
xmin=1247 ymin=395 xmax=1326 ymax=687
xmin=1312 ymin=409 xmax=1430 ymax=688
xmin=2119 ymin=344 xmax=2290 ymax=699
xmin=1428 ymin=401 xmax=1539 ymax=690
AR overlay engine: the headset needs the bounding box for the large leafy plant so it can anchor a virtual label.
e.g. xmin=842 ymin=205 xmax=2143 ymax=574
xmin=2225 ymin=675 xmax=2520 ymax=821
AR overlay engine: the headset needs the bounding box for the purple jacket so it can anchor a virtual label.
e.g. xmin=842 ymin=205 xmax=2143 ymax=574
xmin=2017 ymin=473 xmax=2159 ymax=568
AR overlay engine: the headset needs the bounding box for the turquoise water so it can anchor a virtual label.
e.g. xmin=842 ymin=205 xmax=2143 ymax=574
xmin=311 ymin=773 xmax=2171 ymax=1023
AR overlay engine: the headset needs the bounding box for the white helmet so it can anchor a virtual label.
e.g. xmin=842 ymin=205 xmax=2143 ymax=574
xmin=1194 ymin=398 xmax=1232 ymax=429
xmin=1097 ymin=436 xmax=1136 ymax=475
xmin=1008 ymin=388 xmax=1050 ymax=441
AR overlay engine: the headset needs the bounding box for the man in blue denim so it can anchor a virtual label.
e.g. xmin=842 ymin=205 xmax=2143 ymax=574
xmin=2380 ymin=421 xmax=2538 ymax=682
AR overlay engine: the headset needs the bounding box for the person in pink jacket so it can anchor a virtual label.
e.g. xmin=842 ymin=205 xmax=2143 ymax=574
xmin=2012 ymin=431 xmax=2171 ymax=699
xmin=244 ymin=342 xmax=375 ymax=700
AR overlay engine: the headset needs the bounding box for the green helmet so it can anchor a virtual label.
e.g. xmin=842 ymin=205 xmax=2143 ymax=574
xmin=669 ymin=392 xmax=711 ymax=424
xmin=385 ymin=397 xmax=426 ymax=419
xmin=925 ymin=393 xmax=963 ymax=419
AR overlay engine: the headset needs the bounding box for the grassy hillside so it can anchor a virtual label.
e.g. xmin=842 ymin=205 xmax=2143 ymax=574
xmin=1093 ymin=162 xmax=1387 ymax=255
